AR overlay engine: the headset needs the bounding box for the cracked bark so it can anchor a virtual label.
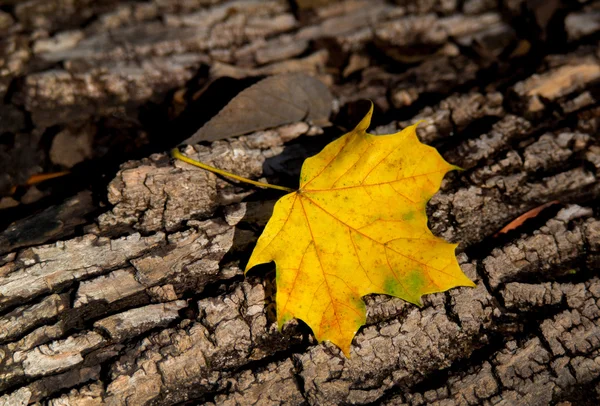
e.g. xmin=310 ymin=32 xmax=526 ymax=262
xmin=2 ymin=0 xmax=600 ymax=405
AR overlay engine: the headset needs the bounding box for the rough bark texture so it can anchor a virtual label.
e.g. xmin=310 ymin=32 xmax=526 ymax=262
xmin=2 ymin=0 xmax=600 ymax=405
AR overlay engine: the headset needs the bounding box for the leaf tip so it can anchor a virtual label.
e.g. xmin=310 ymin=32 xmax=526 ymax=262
xmin=354 ymin=101 xmax=374 ymax=133
xmin=413 ymin=119 xmax=426 ymax=128
xmin=276 ymin=319 xmax=285 ymax=333
xmin=244 ymin=257 xmax=260 ymax=275
xmin=457 ymin=272 xmax=477 ymax=289
xmin=325 ymin=338 xmax=352 ymax=358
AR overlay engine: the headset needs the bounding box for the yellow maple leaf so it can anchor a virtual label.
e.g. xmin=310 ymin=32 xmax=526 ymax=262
xmin=245 ymin=105 xmax=475 ymax=355
xmin=172 ymin=104 xmax=476 ymax=356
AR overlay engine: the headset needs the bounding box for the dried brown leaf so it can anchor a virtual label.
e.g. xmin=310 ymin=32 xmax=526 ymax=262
xmin=184 ymin=73 xmax=332 ymax=144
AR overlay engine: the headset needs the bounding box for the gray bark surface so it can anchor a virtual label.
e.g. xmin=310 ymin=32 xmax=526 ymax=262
xmin=1 ymin=0 xmax=600 ymax=405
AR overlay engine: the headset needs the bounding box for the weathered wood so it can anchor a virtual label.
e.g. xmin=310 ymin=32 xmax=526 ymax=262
xmin=1 ymin=0 xmax=600 ymax=405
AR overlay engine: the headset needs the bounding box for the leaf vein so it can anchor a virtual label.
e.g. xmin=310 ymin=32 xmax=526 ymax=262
xmin=280 ymin=242 xmax=313 ymax=317
xmin=349 ymin=230 xmax=385 ymax=292
xmin=330 ymin=142 xmax=373 ymax=188
xmin=304 ymin=170 xmax=447 ymax=192
xmin=304 ymin=195 xmax=457 ymax=279
xmin=360 ymin=148 xmax=396 ymax=185
xmin=299 ymin=197 xmax=343 ymax=336
xmin=303 ymin=134 xmax=353 ymax=189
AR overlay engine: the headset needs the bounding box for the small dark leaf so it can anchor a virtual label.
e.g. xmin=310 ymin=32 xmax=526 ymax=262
xmin=184 ymin=73 xmax=332 ymax=144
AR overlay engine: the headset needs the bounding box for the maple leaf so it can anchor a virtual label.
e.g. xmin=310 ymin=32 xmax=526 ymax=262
xmin=245 ymin=104 xmax=475 ymax=356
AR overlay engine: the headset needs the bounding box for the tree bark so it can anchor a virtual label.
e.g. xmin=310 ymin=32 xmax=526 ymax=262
xmin=1 ymin=0 xmax=600 ymax=405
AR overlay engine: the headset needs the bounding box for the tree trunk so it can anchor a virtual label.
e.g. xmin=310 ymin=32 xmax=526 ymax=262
xmin=1 ymin=0 xmax=600 ymax=405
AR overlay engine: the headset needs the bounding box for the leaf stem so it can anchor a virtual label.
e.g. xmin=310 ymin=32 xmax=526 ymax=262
xmin=171 ymin=148 xmax=295 ymax=193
